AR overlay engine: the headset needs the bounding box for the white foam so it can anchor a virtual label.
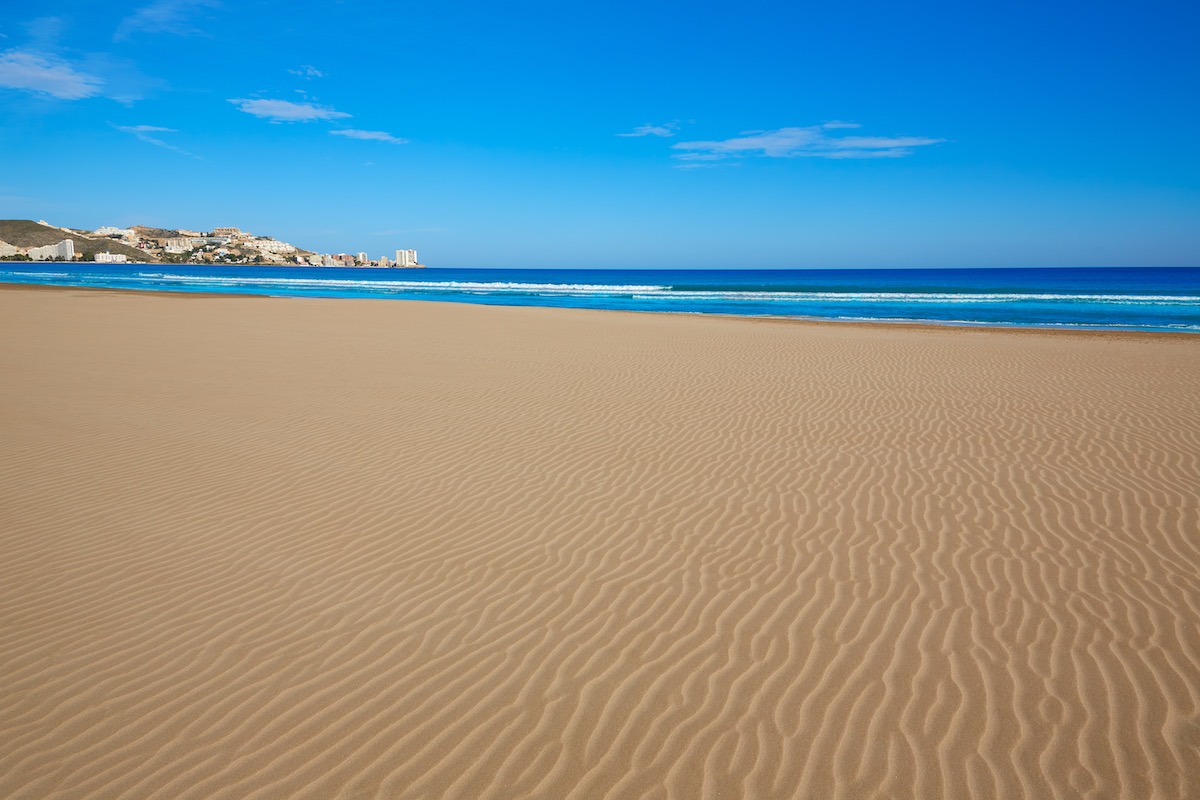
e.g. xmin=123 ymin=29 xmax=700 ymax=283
xmin=139 ymin=275 xmax=667 ymax=294
xmin=641 ymin=291 xmax=1200 ymax=304
xmin=106 ymin=275 xmax=1200 ymax=304
xmin=0 ymin=270 xmax=73 ymax=279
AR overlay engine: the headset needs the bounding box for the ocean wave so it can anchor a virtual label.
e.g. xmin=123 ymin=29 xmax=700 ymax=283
xmin=118 ymin=275 xmax=1200 ymax=304
xmin=640 ymin=290 xmax=1200 ymax=304
xmin=0 ymin=270 xmax=73 ymax=279
xmin=137 ymin=275 xmax=667 ymax=294
xmin=3 ymin=269 xmax=1196 ymax=332
xmin=6 ymin=270 xmax=1200 ymax=305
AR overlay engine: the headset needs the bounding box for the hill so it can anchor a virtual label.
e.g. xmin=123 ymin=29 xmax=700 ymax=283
xmin=131 ymin=225 xmax=184 ymax=240
xmin=0 ymin=220 xmax=155 ymax=262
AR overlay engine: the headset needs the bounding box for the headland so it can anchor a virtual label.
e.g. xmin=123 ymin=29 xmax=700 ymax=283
xmin=0 ymin=218 xmax=424 ymax=268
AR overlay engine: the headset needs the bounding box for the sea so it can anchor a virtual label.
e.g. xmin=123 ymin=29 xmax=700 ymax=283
xmin=3 ymin=264 xmax=1199 ymax=333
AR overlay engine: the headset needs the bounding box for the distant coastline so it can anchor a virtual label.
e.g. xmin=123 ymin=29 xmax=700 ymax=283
xmin=0 ymin=218 xmax=425 ymax=269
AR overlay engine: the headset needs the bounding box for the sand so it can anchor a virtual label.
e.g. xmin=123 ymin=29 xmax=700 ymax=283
xmin=1 ymin=285 xmax=1198 ymax=799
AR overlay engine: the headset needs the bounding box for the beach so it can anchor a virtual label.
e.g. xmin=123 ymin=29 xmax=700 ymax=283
xmin=2 ymin=285 xmax=1198 ymax=798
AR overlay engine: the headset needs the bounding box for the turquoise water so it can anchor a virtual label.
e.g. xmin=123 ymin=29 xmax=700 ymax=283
xmin=3 ymin=265 xmax=1199 ymax=333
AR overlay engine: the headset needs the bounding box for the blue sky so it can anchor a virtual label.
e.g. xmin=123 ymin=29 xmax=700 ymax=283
xmin=1 ymin=0 xmax=1197 ymax=268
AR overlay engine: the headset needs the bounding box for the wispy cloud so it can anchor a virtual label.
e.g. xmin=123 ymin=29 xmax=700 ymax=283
xmin=114 ymin=0 xmax=220 ymax=42
xmin=672 ymin=122 xmax=944 ymax=163
xmin=674 ymin=161 xmax=742 ymax=171
xmin=289 ymin=65 xmax=324 ymax=79
xmin=228 ymin=97 xmax=350 ymax=122
xmin=330 ymin=129 xmax=407 ymax=144
xmin=115 ymin=123 xmax=200 ymax=158
xmin=77 ymin=53 xmax=163 ymax=105
xmin=618 ymin=121 xmax=679 ymax=138
xmin=24 ymin=16 xmax=66 ymax=47
xmin=0 ymin=50 xmax=103 ymax=99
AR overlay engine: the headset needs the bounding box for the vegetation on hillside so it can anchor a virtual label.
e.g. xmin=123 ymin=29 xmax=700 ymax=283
xmin=0 ymin=220 xmax=155 ymax=262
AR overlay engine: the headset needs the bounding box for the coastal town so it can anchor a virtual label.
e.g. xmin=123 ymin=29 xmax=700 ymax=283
xmin=0 ymin=219 xmax=424 ymax=268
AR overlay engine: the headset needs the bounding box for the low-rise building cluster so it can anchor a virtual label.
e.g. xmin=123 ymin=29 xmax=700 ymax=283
xmin=93 ymin=224 xmax=424 ymax=268
xmin=1 ymin=219 xmax=425 ymax=267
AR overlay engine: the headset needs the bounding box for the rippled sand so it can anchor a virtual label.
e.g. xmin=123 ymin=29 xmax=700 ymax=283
xmin=2 ymin=287 xmax=1198 ymax=799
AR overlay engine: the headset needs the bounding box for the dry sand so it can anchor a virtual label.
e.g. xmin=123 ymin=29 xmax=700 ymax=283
xmin=1 ymin=286 xmax=1198 ymax=799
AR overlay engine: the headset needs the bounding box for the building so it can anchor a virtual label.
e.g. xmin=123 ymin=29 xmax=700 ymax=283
xmin=95 ymin=251 xmax=128 ymax=263
xmin=29 ymin=239 xmax=76 ymax=261
xmin=394 ymin=249 xmax=418 ymax=267
xmin=378 ymin=255 xmax=391 ymax=267
xmin=246 ymin=238 xmax=296 ymax=255
xmin=212 ymin=227 xmax=242 ymax=237
xmin=356 ymin=252 xmax=368 ymax=265
xmin=94 ymin=226 xmax=136 ymax=238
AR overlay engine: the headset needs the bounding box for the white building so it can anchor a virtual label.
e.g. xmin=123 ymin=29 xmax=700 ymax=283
xmin=29 ymin=239 xmax=76 ymax=261
xmin=94 ymin=226 xmax=136 ymax=238
xmin=95 ymin=251 xmax=128 ymax=264
xmin=378 ymin=255 xmax=391 ymax=267
xmin=247 ymin=237 xmax=296 ymax=255
xmin=394 ymin=249 xmax=418 ymax=267
xmin=356 ymin=252 xmax=368 ymax=265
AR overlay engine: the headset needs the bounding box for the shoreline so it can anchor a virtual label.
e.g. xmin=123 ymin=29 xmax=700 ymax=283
xmin=3 ymin=280 xmax=1196 ymax=342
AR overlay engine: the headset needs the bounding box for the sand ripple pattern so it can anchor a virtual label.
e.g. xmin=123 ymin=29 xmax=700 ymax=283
xmin=2 ymin=290 xmax=1199 ymax=799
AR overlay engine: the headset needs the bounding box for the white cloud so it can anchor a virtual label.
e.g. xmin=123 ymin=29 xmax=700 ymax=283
xmin=289 ymin=65 xmax=324 ymax=79
xmin=115 ymin=123 xmax=199 ymax=158
xmin=0 ymin=50 xmax=103 ymax=99
xmin=618 ymin=121 xmax=679 ymax=138
xmin=673 ymin=161 xmax=741 ymax=171
xmin=228 ymin=97 xmax=350 ymax=122
xmin=114 ymin=0 xmax=220 ymax=41
xmin=330 ymin=129 xmax=407 ymax=144
xmin=672 ymin=122 xmax=944 ymax=162
xmin=76 ymin=52 xmax=163 ymax=105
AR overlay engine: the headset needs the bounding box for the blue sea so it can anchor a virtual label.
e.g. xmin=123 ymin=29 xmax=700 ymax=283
xmin=3 ymin=264 xmax=1199 ymax=333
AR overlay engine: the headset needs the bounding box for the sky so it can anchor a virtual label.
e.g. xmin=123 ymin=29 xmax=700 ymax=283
xmin=1 ymin=0 xmax=1197 ymax=269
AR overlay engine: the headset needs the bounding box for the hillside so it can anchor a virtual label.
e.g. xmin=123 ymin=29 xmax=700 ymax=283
xmin=131 ymin=225 xmax=184 ymax=239
xmin=0 ymin=220 xmax=155 ymax=262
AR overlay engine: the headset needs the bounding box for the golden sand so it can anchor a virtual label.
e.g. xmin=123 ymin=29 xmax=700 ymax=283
xmin=1 ymin=286 xmax=1198 ymax=799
